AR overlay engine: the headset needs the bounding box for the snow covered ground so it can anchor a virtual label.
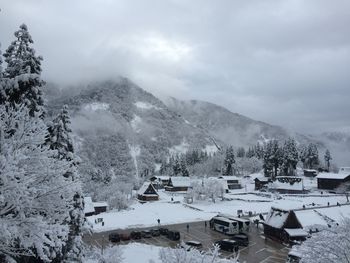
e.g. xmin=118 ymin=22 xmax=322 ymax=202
xmin=87 ymin=179 xmax=349 ymax=232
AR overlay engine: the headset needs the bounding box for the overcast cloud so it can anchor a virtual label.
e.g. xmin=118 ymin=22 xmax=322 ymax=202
xmin=1 ymin=0 xmax=350 ymax=133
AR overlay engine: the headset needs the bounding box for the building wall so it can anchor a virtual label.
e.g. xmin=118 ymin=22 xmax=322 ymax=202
xmin=317 ymin=178 xmax=348 ymax=190
xmin=138 ymin=194 xmax=159 ymax=201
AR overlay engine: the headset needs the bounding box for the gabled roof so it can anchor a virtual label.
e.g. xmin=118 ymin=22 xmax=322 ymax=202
xmin=138 ymin=182 xmax=158 ymax=195
xmin=316 ymin=172 xmax=350 ymax=180
xmin=294 ymin=210 xmax=328 ymax=228
xmin=284 ymin=228 xmax=309 ymax=237
xmin=169 ymin=177 xmax=191 ymax=187
xmin=84 ymin=197 xmax=95 ymax=214
xmin=264 ymin=207 xmax=290 ymax=229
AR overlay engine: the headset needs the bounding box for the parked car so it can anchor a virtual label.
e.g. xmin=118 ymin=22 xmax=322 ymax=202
xmin=215 ymin=239 xmax=239 ymax=252
xmin=159 ymin=228 xmax=169 ymax=236
xmin=150 ymin=229 xmax=160 ymax=236
xmin=167 ymin=230 xmax=180 ymax=241
xmin=231 ymin=234 xmax=249 ymax=246
xmin=108 ymin=233 xmax=121 ymax=243
xmin=185 ymin=241 xmax=202 ymax=249
xmin=120 ymin=233 xmax=130 ymax=241
xmin=141 ymin=230 xmax=152 ymax=238
xmin=130 ymin=231 xmax=142 ymax=240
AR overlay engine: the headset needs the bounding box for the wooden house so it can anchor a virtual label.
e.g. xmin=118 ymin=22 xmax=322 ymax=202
xmin=263 ymin=207 xmax=307 ymax=243
xmin=218 ymin=176 xmax=242 ymax=190
xmin=269 ymin=176 xmax=305 ymax=194
xmin=149 ymin=176 xmax=170 ymax=189
xmin=165 ymin=177 xmax=191 ymax=192
xmin=137 ymin=182 xmax=159 ymax=201
xmin=316 ymin=171 xmax=350 ymax=190
xmin=254 ymin=177 xmax=271 ymax=190
xmin=84 ymin=197 xmax=108 ymax=217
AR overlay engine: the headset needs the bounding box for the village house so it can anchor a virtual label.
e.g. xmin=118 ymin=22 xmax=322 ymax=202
xmin=137 ymin=182 xmax=159 ymax=201
xmin=165 ymin=176 xmax=191 ymax=192
xmin=268 ymin=176 xmax=306 ymax=194
xmin=316 ymin=168 xmax=350 ymax=190
xmin=218 ymin=176 xmax=242 ymax=190
xmin=254 ymin=177 xmax=271 ymax=190
xmin=84 ymin=197 xmax=108 ymax=217
xmin=149 ymin=175 xmax=170 ymax=189
xmin=303 ymin=169 xmax=318 ymax=177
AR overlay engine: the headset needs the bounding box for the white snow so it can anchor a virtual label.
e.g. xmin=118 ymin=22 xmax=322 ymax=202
xmin=169 ymin=139 xmax=189 ymax=155
xmin=134 ymin=101 xmax=160 ymax=110
xmin=154 ymin=163 xmax=161 ymax=172
xmin=83 ymin=102 xmax=110 ymax=111
xmin=204 ymin=145 xmax=218 ymax=155
xmin=316 ymin=172 xmax=350 ymax=180
xmin=284 ymin=228 xmax=309 ymax=237
xmin=130 ymin=115 xmax=142 ymax=132
xmin=84 ymin=197 xmax=95 ymax=214
xmin=129 ymin=145 xmax=141 ymax=178
xmin=122 ymin=243 xmax=161 ymax=263
xmin=294 ymin=210 xmax=328 ymax=228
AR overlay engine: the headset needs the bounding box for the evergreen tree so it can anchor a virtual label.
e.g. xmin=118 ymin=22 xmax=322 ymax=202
xmin=281 ymin=138 xmax=299 ymax=176
xmin=2 ymin=24 xmax=44 ymax=117
xmin=180 ymin=156 xmax=189 ymax=177
xmin=45 ymin=105 xmax=84 ymax=262
xmin=263 ymin=140 xmax=282 ymax=179
xmin=324 ymin=149 xmax=332 ymax=172
xmin=299 ymin=144 xmax=308 ymax=168
xmin=246 ymin=146 xmax=255 ymax=158
xmin=46 ymin=105 xmax=74 ymax=161
xmin=306 ymin=143 xmax=319 ymax=169
xmin=223 ymin=146 xmax=235 ymax=176
xmin=236 ymin=147 xmax=245 ymax=158
xmin=173 ymin=156 xmax=181 ymax=176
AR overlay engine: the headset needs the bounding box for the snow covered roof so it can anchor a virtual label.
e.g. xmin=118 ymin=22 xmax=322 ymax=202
xmin=339 ymin=167 xmax=350 ymax=174
xmin=284 ymin=228 xmax=309 ymax=237
xmin=265 ymin=208 xmax=290 ymax=228
xmin=270 ymin=176 xmax=303 ymax=191
xmin=316 ymin=172 xmax=350 ymax=180
xmin=218 ymin=176 xmax=240 ymax=181
xmin=315 ymin=204 xmax=350 ymax=223
xmin=93 ymin=202 xmax=108 ymax=208
xmin=169 ymin=177 xmax=191 ymax=187
xmin=154 ymin=176 xmax=170 ymax=180
xmin=138 ymin=182 xmax=158 ymax=196
xmin=255 ymin=177 xmax=270 ymax=182
xmin=294 ymin=210 xmax=328 ymax=228
xmin=84 ymin=197 xmax=95 ymax=214
xmin=303 ymin=169 xmax=318 ymax=172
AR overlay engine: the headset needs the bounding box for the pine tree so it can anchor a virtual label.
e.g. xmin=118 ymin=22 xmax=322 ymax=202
xmin=46 ymin=105 xmax=74 ymax=161
xmin=2 ymin=24 xmax=44 ymax=117
xmin=263 ymin=140 xmax=282 ymax=179
xmin=306 ymin=143 xmax=319 ymax=169
xmin=281 ymin=138 xmax=299 ymax=176
xmin=223 ymin=146 xmax=235 ymax=176
xmin=173 ymin=156 xmax=181 ymax=176
xmin=299 ymin=144 xmax=308 ymax=168
xmin=237 ymin=147 xmax=245 ymax=158
xmin=180 ymin=156 xmax=189 ymax=177
xmin=324 ymin=149 xmax=332 ymax=172
xmin=45 ymin=105 xmax=84 ymax=262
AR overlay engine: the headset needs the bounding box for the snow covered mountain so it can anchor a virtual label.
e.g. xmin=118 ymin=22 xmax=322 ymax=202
xmin=47 ymin=79 xmax=218 ymax=178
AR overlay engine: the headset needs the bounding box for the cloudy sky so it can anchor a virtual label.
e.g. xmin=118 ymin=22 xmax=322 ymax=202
xmin=1 ymin=0 xmax=350 ymax=134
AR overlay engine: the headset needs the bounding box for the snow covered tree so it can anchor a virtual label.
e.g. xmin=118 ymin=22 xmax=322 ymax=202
xmin=159 ymin=243 xmax=239 ymax=263
xmin=45 ymin=105 xmax=84 ymax=262
xmin=223 ymin=146 xmax=235 ymax=176
xmin=236 ymin=147 xmax=245 ymax=158
xmin=46 ymin=105 xmax=74 ymax=161
xmin=297 ymin=219 xmax=350 ymax=263
xmin=263 ymin=140 xmax=282 ymax=179
xmin=2 ymin=24 xmax=44 ymax=117
xmin=281 ymin=138 xmax=299 ymax=176
xmin=305 ymin=143 xmax=319 ymax=169
xmin=0 ymin=105 xmax=78 ymax=262
xmin=299 ymin=144 xmax=308 ymax=168
xmin=172 ymin=156 xmax=181 ymax=176
xmin=324 ymin=149 xmax=332 ymax=172
xmin=180 ymin=156 xmax=189 ymax=177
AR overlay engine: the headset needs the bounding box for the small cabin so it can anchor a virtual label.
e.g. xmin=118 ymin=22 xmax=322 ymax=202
xmin=316 ymin=171 xmax=350 ymax=190
xmin=165 ymin=177 xmax=191 ymax=192
xmin=254 ymin=177 xmax=271 ymax=190
xmin=137 ymin=182 xmax=159 ymax=201
xmin=84 ymin=197 xmax=108 ymax=217
xmin=269 ymin=176 xmax=305 ymax=194
xmin=218 ymin=176 xmax=242 ymax=190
